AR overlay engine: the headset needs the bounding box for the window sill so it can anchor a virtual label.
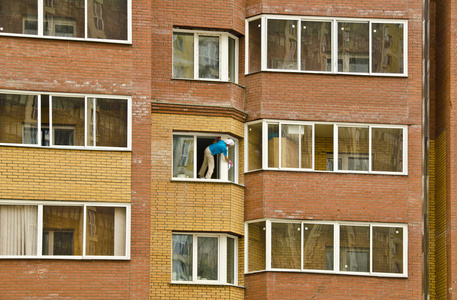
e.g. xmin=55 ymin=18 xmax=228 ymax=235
xmin=171 ymin=178 xmax=245 ymax=188
xmin=245 ymin=69 xmax=408 ymax=78
xmin=170 ymin=281 xmax=244 ymax=288
xmin=0 ymin=143 xmax=131 ymax=152
xmin=0 ymin=256 xmax=130 ymax=260
xmin=244 ymin=168 xmax=408 ymax=176
xmin=245 ymin=269 xmax=407 ymax=279
xmin=0 ymin=32 xmax=132 ymax=44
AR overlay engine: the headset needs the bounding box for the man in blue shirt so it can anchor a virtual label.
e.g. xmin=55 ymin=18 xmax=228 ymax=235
xmin=198 ymin=138 xmax=234 ymax=179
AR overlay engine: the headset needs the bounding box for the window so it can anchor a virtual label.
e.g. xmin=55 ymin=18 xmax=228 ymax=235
xmin=246 ymin=15 xmax=407 ymax=76
xmin=245 ymin=219 xmax=407 ymax=277
xmin=245 ymin=120 xmax=407 ymax=175
xmin=0 ymin=91 xmax=131 ymax=150
xmin=172 ymin=133 xmax=238 ymax=182
xmin=172 ymin=233 xmax=238 ymax=285
xmin=173 ymin=30 xmax=239 ymax=83
xmin=0 ymin=0 xmax=130 ymax=42
xmin=0 ymin=201 xmax=130 ymax=259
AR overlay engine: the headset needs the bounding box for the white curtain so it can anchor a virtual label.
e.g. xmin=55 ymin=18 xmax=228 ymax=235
xmin=0 ymin=205 xmax=38 ymax=255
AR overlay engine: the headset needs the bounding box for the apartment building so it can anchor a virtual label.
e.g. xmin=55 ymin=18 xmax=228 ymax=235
xmin=0 ymin=0 xmax=453 ymax=299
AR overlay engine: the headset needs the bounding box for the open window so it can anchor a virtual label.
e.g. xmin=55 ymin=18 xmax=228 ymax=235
xmin=172 ymin=133 xmax=238 ymax=182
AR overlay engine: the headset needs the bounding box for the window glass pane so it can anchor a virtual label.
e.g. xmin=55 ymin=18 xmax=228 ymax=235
xmin=301 ymin=21 xmax=332 ymax=71
xmin=372 ymin=23 xmax=404 ymax=74
xmin=247 ymin=123 xmax=263 ymax=171
xmin=172 ymin=234 xmax=193 ymax=281
xmin=87 ymin=0 xmax=127 ymax=40
xmin=248 ymin=18 xmax=262 ymax=73
xmin=228 ymin=37 xmax=236 ymax=82
xmin=248 ymin=221 xmax=266 ymax=272
xmin=340 ymin=225 xmax=370 ymax=272
xmin=281 ymin=125 xmax=300 ymax=168
xmin=303 ymin=224 xmax=334 ymax=270
xmin=301 ymin=125 xmax=313 ymax=169
xmin=372 ymin=128 xmax=403 ymax=172
xmin=199 ymin=36 xmax=220 ymax=79
xmin=52 ymin=97 xmax=84 ymax=146
xmin=43 ymin=206 xmax=83 ymax=256
xmin=173 ymin=136 xmax=194 ymax=178
xmin=85 ymin=206 xmax=125 ymax=256
xmin=228 ymin=141 xmax=235 ymax=182
xmin=87 ymin=98 xmax=95 ymax=146
xmin=41 ymin=95 xmax=50 ymax=146
xmin=227 ymin=237 xmax=235 ymax=284
xmin=268 ymin=123 xmax=279 ymax=168
xmin=267 ymin=19 xmax=298 ymax=70
xmin=0 ymin=93 xmax=38 ymax=144
xmin=338 ymin=22 xmax=369 ymax=73
xmin=314 ymin=124 xmax=334 ymax=171
xmin=0 ymin=0 xmax=38 ymax=34
xmin=173 ymin=33 xmax=194 ymax=79
xmin=197 ymin=237 xmax=218 ymax=280
xmin=94 ymin=98 xmax=128 ymax=147
xmin=271 ymin=223 xmax=301 ymax=269
xmin=373 ymin=227 xmax=404 ymax=273
xmin=338 ymin=127 xmax=369 ymax=171
xmin=0 ymin=205 xmax=37 ymax=256
xmin=44 ymin=0 xmax=84 ymax=38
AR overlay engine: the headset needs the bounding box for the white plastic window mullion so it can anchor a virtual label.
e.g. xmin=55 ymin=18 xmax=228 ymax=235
xmin=36 ymin=205 xmax=43 ymax=257
xmin=403 ymin=225 xmax=408 ymax=276
xmin=334 ymin=223 xmax=340 ymax=272
xmin=194 ymin=34 xmax=199 ymax=79
xmin=261 ymin=17 xmax=267 ymax=71
xmin=262 ymin=121 xmax=268 ymax=169
xmin=82 ymin=204 xmax=87 ymax=257
xmin=127 ymin=98 xmax=132 ymax=150
xmin=266 ymin=220 xmax=272 ymax=270
xmin=278 ymin=123 xmax=282 ymax=169
xmin=193 ymin=234 xmax=198 ymax=282
xmin=245 ymin=20 xmax=249 ymax=75
xmin=235 ymin=37 xmax=239 ymax=83
xmin=300 ymin=222 xmax=304 ymax=271
xmin=369 ymin=225 xmax=373 ymax=274
xmin=49 ymin=95 xmax=53 ymax=146
xmin=403 ymin=127 xmax=408 ymax=175
xmin=333 ymin=124 xmax=338 ymax=171
xmin=312 ymin=123 xmax=315 ymax=170
xmin=369 ymin=22 xmax=373 ymax=74
xmin=244 ymin=223 xmax=249 ymax=273
xmin=38 ymin=0 xmax=44 ymax=36
xmin=93 ymin=98 xmax=97 ymax=147
xmin=193 ymin=135 xmax=198 ymax=179
xmin=297 ymin=19 xmax=302 ymax=71
xmin=298 ymin=125 xmax=302 ymax=168
xmin=125 ymin=205 xmax=131 ymax=258
xmin=220 ymin=35 xmax=228 ymax=81
xmin=369 ymin=126 xmax=373 ymax=172
xmin=84 ymin=0 xmax=88 ymax=38
xmin=37 ymin=95 xmax=42 ymax=146
xmin=333 ymin=20 xmax=338 ymax=73
xmin=84 ymin=97 xmax=88 ymax=147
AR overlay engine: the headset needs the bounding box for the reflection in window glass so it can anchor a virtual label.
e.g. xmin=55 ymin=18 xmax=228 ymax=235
xmin=248 ymin=221 xmax=266 ymax=272
xmin=0 ymin=205 xmax=38 ymax=256
xmin=173 ymin=33 xmax=194 ymax=79
xmin=227 ymin=237 xmax=235 ymax=284
xmin=281 ymin=125 xmax=300 ymax=168
xmin=373 ymin=227 xmax=403 ymax=273
xmin=85 ymin=206 xmax=126 ymax=256
xmin=247 ymin=123 xmax=263 ymax=171
xmin=197 ymin=237 xmax=218 ymax=280
xmin=267 ymin=19 xmax=298 ymax=70
xmin=340 ymin=225 xmax=370 ymax=272
xmin=172 ymin=135 xmax=195 ymax=179
xmin=268 ymin=123 xmax=279 ymax=168
xmin=172 ymin=234 xmax=193 ymax=281
xmin=52 ymin=97 xmax=85 ymax=146
xmin=271 ymin=223 xmax=301 ymax=269
xmin=228 ymin=141 xmax=235 ymax=182
xmin=301 ymin=125 xmax=313 ymax=169
xmin=338 ymin=22 xmax=369 ymax=73
xmin=199 ymin=36 xmax=219 ymax=79
xmin=43 ymin=206 xmax=83 ymax=256
xmin=314 ymin=124 xmax=334 ymax=171
xmin=372 ymin=23 xmax=404 ymax=74
xmin=44 ymin=0 xmax=84 ymax=38
xmin=249 ymin=18 xmax=262 ymax=73
xmin=228 ymin=37 xmax=236 ymax=82
xmin=94 ymin=99 xmax=128 ymax=147
xmin=303 ymin=224 xmax=334 ymax=270
xmin=0 ymin=93 xmax=38 ymax=144
xmin=338 ymin=127 xmax=369 ymax=171
xmin=372 ymin=128 xmax=403 ymax=172
xmin=87 ymin=0 xmax=128 ymax=40
xmin=0 ymin=0 xmax=38 ymax=34
xmin=301 ymin=21 xmax=332 ymax=71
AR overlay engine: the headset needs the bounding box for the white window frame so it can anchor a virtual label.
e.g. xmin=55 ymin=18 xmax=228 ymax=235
xmin=171 ymin=232 xmax=238 ymax=285
xmin=245 ymin=219 xmax=408 ymax=278
xmin=172 ymin=132 xmax=239 ymax=183
xmin=0 ymin=0 xmax=132 ymax=44
xmin=0 ymin=89 xmax=132 ymax=151
xmin=172 ymin=29 xmax=239 ymax=83
xmin=244 ymin=119 xmax=408 ymax=175
xmin=245 ymin=14 xmax=408 ymax=77
xmin=0 ymin=200 xmax=131 ymax=260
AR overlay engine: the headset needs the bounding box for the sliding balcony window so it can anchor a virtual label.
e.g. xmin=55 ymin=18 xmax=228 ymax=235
xmin=171 ymin=233 xmax=238 ymax=285
xmin=0 ymin=201 xmax=130 ymax=259
xmin=172 ymin=133 xmax=238 ymax=183
xmin=245 ymin=120 xmax=407 ymax=175
xmin=173 ymin=30 xmax=239 ymax=83
xmin=246 ymin=15 xmax=407 ymax=76
xmin=245 ymin=219 xmax=407 ymax=277
xmin=0 ymin=0 xmax=130 ymax=42
xmin=0 ymin=91 xmax=131 ymax=150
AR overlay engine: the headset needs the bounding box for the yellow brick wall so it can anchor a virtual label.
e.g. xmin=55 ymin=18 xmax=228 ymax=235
xmin=435 ymin=132 xmax=447 ymax=299
xmin=0 ymin=147 xmax=131 ymax=202
xmin=150 ymin=112 xmax=245 ymax=299
xmin=429 ymin=140 xmax=436 ymax=299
